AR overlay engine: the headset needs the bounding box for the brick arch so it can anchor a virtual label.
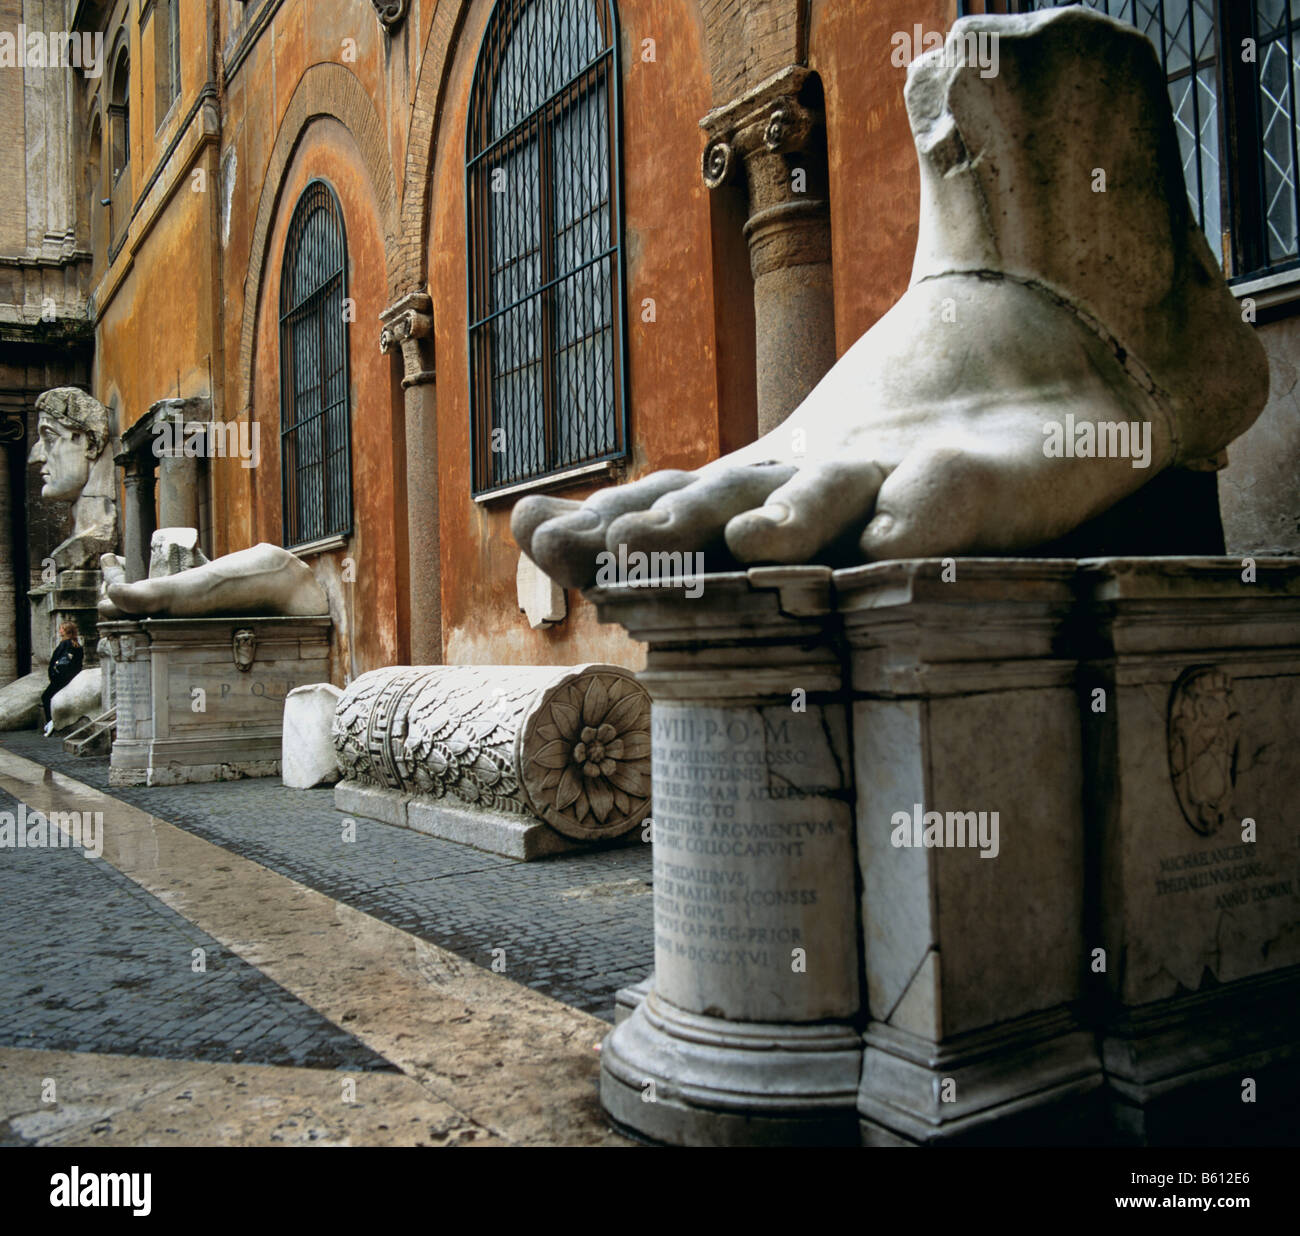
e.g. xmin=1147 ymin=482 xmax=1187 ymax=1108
xmin=394 ymin=0 xmax=474 ymax=297
xmin=237 ymin=62 xmax=399 ymax=412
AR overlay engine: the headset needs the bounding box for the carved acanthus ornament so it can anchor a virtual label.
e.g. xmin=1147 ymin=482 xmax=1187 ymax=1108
xmin=379 ymin=290 xmax=434 ymax=388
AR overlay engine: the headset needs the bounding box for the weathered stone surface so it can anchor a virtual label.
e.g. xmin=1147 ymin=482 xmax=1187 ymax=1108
xmin=1075 ymin=556 xmax=1300 ymax=1142
xmin=108 ymin=544 xmax=327 ymax=618
xmin=148 ymin=527 xmax=209 ymax=579
xmin=589 ymin=569 xmax=862 ymax=1145
xmin=27 ymin=388 xmax=118 ymax=573
xmin=515 ymin=6 xmax=1267 ymax=587
xmin=0 ymin=672 xmax=44 ymax=731
xmin=50 ymin=668 xmax=103 ymax=731
xmin=281 ymin=683 xmax=342 ymax=789
xmin=105 ymin=616 xmax=333 ymax=786
xmin=516 ymin=552 xmax=566 ymax=629
xmin=837 ymin=559 xmax=1101 ymax=1145
xmin=333 ymin=663 xmax=652 ymax=858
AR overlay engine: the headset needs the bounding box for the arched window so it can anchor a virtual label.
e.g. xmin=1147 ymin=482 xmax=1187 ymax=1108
xmin=466 ymin=0 xmax=627 ymax=498
xmin=109 ymin=50 xmax=129 ymax=182
xmin=279 ymin=180 xmax=353 ymax=548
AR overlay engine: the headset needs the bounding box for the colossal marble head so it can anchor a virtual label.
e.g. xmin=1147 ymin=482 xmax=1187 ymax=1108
xmin=30 ymin=387 xmax=111 ymax=503
xmin=28 ymin=387 xmax=118 ymax=574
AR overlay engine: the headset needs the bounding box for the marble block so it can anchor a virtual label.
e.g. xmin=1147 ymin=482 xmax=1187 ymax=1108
xmin=282 ymin=683 xmax=343 ymax=789
xmin=51 ymin=668 xmax=103 ymax=730
xmin=589 ymin=569 xmax=862 ymax=1146
xmin=1076 ymin=556 xmax=1300 ymax=1143
xmin=104 ymin=616 xmax=332 ymax=786
xmin=836 ymin=559 xmax=1103 ymax=1146
xmin=0 ymin=672 xmax=45 ymax=731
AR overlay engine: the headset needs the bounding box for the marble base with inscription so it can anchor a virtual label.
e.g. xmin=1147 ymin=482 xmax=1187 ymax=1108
xmin=103 ymin=616 xmax=332 ymax=786
xmin=837 ymin=560 xmax=1104 ymax=1145
xmin=1078 ymin=557 xmax=1300 ymax=1143
xmin=589 ymin=569 xmax=863 ymax=1146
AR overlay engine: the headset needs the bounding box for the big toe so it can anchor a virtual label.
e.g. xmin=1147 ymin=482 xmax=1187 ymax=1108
xmin=858 ymin=446 xmax=1002 ymax=560
xmin=725 ymin=459 xmax=885 ymax=565
xmin=529 ymin=470 xmax=697 ymax=588
xmin=604 ymin=463 xmax=797 ymax=566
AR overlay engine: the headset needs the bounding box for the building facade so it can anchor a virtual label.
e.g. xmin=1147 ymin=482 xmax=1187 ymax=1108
xmin=1 ymin=0 xmax=1296 ymax=692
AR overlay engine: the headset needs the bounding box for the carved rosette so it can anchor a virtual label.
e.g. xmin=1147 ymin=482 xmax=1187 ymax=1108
xmin=1167 ymin=665 xmax=1241 ymax=836
xmin=518 ymin=667 xmax=651 ymax=841
xmin=334 ymin=663 xmax=652 ymax=842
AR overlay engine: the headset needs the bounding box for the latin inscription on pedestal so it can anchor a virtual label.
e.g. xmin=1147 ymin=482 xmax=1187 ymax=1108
xmin=651 ymin=701 xmax=858 ymax=1023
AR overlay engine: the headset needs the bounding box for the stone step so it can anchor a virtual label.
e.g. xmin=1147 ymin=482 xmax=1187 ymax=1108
xmin=63 ymin=707 xmax=116 ymax=758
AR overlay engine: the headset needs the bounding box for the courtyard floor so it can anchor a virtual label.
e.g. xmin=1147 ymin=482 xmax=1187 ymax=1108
xmin=0 ymin=729 xmax=652 ymax=1146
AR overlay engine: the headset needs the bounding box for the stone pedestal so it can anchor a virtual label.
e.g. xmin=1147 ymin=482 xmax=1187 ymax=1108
xmin=28 ymin=570 xmax=102 ymax=666
xmin=590 ymin=569 xmax=862 ymax=1146
xmin=836 ymin=560 xmax=1102 ymax=1146
xmin=104 ymin=616 xmax=331 ymax=786
xmin=333 ymin=663 xmax=652 ymax=860
xmin=1077 ymin=557 xmax=1300 ymax=1144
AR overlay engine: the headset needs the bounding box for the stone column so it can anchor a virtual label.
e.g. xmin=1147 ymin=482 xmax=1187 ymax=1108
xmin=701 ymin=66 xmax=836 ymax=436
xmin=380 ymin=291 xmax=441 ymax=664
xmin=119 ymin=455 xmax=157 ymax=584
xmin=590 ymin=568 xmax=862 ymax=1146
xmin=0 ymin=441 xmax=17 ymax=685
xmin=836 ymin=560 xmax=1103 ymax=1146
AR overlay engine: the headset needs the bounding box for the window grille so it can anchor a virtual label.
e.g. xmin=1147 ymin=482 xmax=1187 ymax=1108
xmin=279 ymin=180 xmax=353 ymax=548
xmin=465 ymin=0 xmax=629 ymax=499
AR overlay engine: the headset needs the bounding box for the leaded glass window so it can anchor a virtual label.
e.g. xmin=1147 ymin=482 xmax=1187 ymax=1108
xmin=279 ymin=180 xmax=353 ymax=548
xmin=466 ymin=0 xmax=628 ymax=499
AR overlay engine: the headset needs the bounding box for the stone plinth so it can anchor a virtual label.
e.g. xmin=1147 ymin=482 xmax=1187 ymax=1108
xmin=104 ymin=616 xmax=332 ymax=786
xmin=1076 ymin=557 xmax=1300 ymax=1144
xmin=589 ymin=569 xmax=862 ymax=1146
xmin=333 ymin=663 xmax=652 ymax=860
xmin=29 ymin=570 xmax=103 ymax=666
xmin=836 ymin=560 xmax=1103 ymax=1146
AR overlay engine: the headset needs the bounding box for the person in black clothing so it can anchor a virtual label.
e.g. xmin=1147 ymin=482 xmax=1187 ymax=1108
xmin=42 ymin=620 xmax=84 ymax=736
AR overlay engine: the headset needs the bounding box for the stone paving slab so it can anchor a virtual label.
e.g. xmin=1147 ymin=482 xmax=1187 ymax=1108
xmin=0 ymin=1047 xmax=500 ymax=1147
xmin=0 ymin=748 xmax=630 ymax=1145
xmin=1 ymin=730 xmax=653 ymax=1021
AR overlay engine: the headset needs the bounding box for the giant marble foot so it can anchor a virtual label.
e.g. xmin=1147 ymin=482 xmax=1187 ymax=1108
xmin=515 ymin=7 xmax=1268 ymax=588
xmin=108 ymin=543 xmax=328 ymax=618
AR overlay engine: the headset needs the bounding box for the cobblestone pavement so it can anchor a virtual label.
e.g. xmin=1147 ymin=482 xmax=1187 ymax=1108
xmin=0 ymin=782 xmax=393 ymax=1072
xmin=0 ymin=730 xmax=653 ymax=1021
xmin=0 ymin=742 xmax=631 ymax=1146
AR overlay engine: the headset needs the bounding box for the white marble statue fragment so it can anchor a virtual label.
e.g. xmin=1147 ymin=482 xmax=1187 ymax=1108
xmin=107 ymin=543 xmax=328 ymax=618
xmin=28 ymin=387 xmax=118 ymax=572
xmin=513 ymin=7 xmax=1268 ymax=583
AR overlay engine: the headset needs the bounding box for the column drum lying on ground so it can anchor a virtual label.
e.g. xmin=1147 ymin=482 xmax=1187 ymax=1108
xmin=332 ymin=663 xmax=652 ymax=860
